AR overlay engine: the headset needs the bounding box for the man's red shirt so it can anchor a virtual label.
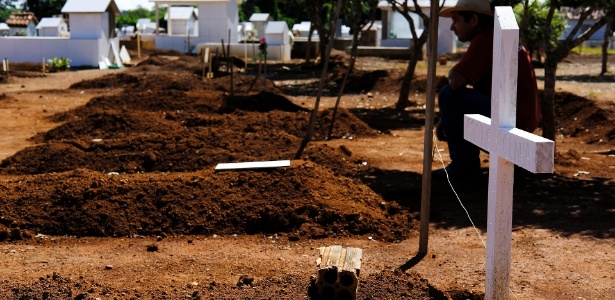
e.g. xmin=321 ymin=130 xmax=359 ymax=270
xmin=451 ymin=29 xmax=541 ymax=132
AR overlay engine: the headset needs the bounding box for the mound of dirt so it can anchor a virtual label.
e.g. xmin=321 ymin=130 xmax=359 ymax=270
xmin=554 ymin=91 xmax=615 ymax=145
xmin=0 ymin=58 xmax=398 ymax=242
xmin=0 ymin=162 xmax=413 ymax=241
xmin=33 ymin=110 xmax=188 ymax=142
xmin=1 ymin=44 xmax=613 ymax=300
xmin=69 ymin=73 xmax=140 ymax=89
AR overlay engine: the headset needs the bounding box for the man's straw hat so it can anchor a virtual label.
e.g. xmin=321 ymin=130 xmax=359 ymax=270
xmin=440 ymin=0 xmax=493 ymax=17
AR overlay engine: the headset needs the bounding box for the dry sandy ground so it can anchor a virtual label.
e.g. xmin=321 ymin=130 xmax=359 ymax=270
xmin=0 ymin=53 xmax=613 ymax=299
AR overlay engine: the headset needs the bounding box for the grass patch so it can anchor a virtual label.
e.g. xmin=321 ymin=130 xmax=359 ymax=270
xmin=571 ymin=45 xmax=615 ymax=55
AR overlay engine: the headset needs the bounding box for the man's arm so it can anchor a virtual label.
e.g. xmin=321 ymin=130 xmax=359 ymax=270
xmin=448 ymin=69 xmax=468 ymax=90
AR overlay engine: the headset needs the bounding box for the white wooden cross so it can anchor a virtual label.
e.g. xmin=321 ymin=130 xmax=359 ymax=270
xmin=463 ymin=7 xmax=555 ymax=300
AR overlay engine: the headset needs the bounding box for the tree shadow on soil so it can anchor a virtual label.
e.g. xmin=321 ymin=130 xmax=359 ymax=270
xmin=537 ymin=74 xmax=615 ymax=83
xmin=349 ymin=107 xmax=428 ymax=132
xmin=359 ymin=168 xmax=615 ymax=239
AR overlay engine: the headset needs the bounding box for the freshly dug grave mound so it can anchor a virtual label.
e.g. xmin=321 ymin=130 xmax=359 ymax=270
xmin=32 ymin=110 xmax=189 ymax=142
xmin=220 ymin=91 xmax=309 ymax=113
xmin=0 ymin=51 xmax=406 ymax=245
xmin=130 ymin=50 xmax=203 ymax=74
xmin=7 ymin=87 xmax=380 ymax=174
xmin=70 ymin=72 xmax=207 ymax=92
xmin=209 ymin=73 xmax=284 ymax=95
xmin=3 ymin=130 xmax=295 ymax=174
xmin=0 ymin=162 xmax=413 ymax=241
xmin=69 ymin=73 xmax=140 ymax=89
xmin=52 ymin=89 xmax=224 ymax=122
xmin=553 ymin=90 xmax=615 ymax=145
xmin=2 ymin=129 xmax=364 ymax=176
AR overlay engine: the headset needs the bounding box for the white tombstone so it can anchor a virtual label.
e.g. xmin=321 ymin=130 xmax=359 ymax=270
xmin=463 ymin=7 xmax=554 ymax=300
xmin=265 ymin=21 xmax=289 ymax=45
xmin=265 ymin=21 xmax=291 ymax=61
xmin=249 ymin=13 xmax=271 ymax=40
xmin=0 ymin=23 xmax=9 ymax=36
xmin=292 ymin=21 xmax=318 ymax=38
xmin=36 ymin=17 xmax=68 ymax=37
xmin=196 ymin=0 xmax=241 ymax=43
xmin=377 ymin=0 xmax=458 ymax=54
xmin=61 ymin=0 xmax=120 ymax=39
xmin=119 ymin=45 xmax=131 ymax=64
xmin=165 ymin=6 xmax=198 ymax=36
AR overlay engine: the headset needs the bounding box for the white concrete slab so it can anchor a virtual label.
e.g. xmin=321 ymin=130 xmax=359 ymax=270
xmin=215 ymin=160 xmax=291 ymax=171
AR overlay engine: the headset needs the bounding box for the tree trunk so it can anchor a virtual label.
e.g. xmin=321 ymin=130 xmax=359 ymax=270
xmin=600 ymin=16 xmax=613 ymax=76
xmin=541 ymin=54 xmax=558 ymax=142
xmin=389 ymin=0 xmax=429 ymax=110
xmin=295 ymin=0 xmax=344 ymax=159
xmin=395 ymin=47 xmax=421 ymax=109
xmin=540 ymin=2 xmax=615 ymax=144
xmin=328 ymin=0 xmax=367 ymax=139
xmin=306 ymin=23 xmax=314 ymax=64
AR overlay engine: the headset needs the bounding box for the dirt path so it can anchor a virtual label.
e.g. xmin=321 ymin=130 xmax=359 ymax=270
xmin=0 ymin=70 xmax=124 ymax=159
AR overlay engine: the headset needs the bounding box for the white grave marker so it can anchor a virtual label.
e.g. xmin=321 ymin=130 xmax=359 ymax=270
xmin=463 ymin=7 xmax=554 ymax=300
xmin=215 ymin=160 xmax=290 ymax=171
xmin=110 ymin=41 xmax=124 ymax=68
xmin=119 ymin=45 xmax=131 ymax=64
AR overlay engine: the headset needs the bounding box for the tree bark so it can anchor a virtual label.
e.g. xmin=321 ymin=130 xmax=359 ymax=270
xmin=600 ymin=15 xmax=613 ymax=76
xmin=541 ymin=55 xmax=558 ymax=142
xmin=541 ymin=3 xmax=615 ymax=142
xmin=390 ymin=0 xmax=429 ymax=110
xmin=295 ymin=0 xmax=344 ymax=159
xmin=395 ymin=47 xmax=421 ymax=109
xmin=328 ymin=0 xmax=369 ymax=139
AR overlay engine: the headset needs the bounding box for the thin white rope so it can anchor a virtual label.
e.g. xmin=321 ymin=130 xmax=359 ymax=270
xmin=432 ymin=132 xmax=519 ymax=300
xmin=432 ymin=135 xmax=486 ymax=248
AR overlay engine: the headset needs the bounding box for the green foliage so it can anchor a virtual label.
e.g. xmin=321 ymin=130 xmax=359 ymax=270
xmin=0 ymin=0 xmax=18 ymax=22
xmin=514 ymin=1 xmax=566 ymax=55
xmin=255 ymin=38 xmax=268 ymax=61
xmin=319 ymin=2 xmax=335 ymax=34
xmin=114 ymin=6 xmax=167 ymax=30
xmin=47 ymin=57 xmax=70 ymax=72
xmin=240 ymin=0 xmax=307 ymax=29
xmin=116 ymin=7 xmax=154 ymax=28
xmin=23 ymin=0 xmax=66 ymax=20
xmin=238 ymin=0 xmax=378 ymax=39
xmin=572 ymin=45 xmax=615 ymax=55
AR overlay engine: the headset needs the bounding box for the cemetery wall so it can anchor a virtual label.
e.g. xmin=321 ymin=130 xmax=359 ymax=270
xmin=0 ymin=37 xmax=117 ymax=67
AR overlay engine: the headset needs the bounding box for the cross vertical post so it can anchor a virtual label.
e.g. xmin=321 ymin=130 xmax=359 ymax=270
xmin=463 ymin=7 xmax=555 ymax=300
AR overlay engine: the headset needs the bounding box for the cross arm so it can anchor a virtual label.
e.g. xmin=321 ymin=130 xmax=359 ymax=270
xmin=464 ymin=114 xmax=554 ymax=173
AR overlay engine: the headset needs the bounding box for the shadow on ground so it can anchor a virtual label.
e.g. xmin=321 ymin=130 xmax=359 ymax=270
xmin=359 ymin=168 xmax=615 ymax=239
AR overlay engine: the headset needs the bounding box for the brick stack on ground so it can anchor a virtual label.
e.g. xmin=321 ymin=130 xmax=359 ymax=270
xmin=315 ymin=245 xmax=362 ymax=300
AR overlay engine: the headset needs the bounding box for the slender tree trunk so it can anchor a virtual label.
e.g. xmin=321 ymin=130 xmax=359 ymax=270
xmin=328 ymin=0 xmax=364 ymax=139
xmin=541 ymin=54 xmax=558 ymax=142
xmin=295 ymin=0 xmax=344 ymax=159
xmin=540 ymin=2 xmax=615 ymax=143
xmin=600 ymin=16 xmax=613 ymax=76
xmin=306 ymin=23 xmax=314 ymax=64
xmin=395 ymin=46 xmax=421 ymax=109
xmin=390 ymin=0 xmax=429 ymax=110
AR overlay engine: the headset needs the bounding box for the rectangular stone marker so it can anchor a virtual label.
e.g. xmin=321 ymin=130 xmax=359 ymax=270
xmin=463 ymin=7 xmax=554 ymax=300
xmin=214 ymin=160 xmax=290 ymax=171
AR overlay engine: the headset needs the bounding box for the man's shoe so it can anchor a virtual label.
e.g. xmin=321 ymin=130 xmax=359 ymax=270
xmin=432 ymin=164 xmax=482 ymax=181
